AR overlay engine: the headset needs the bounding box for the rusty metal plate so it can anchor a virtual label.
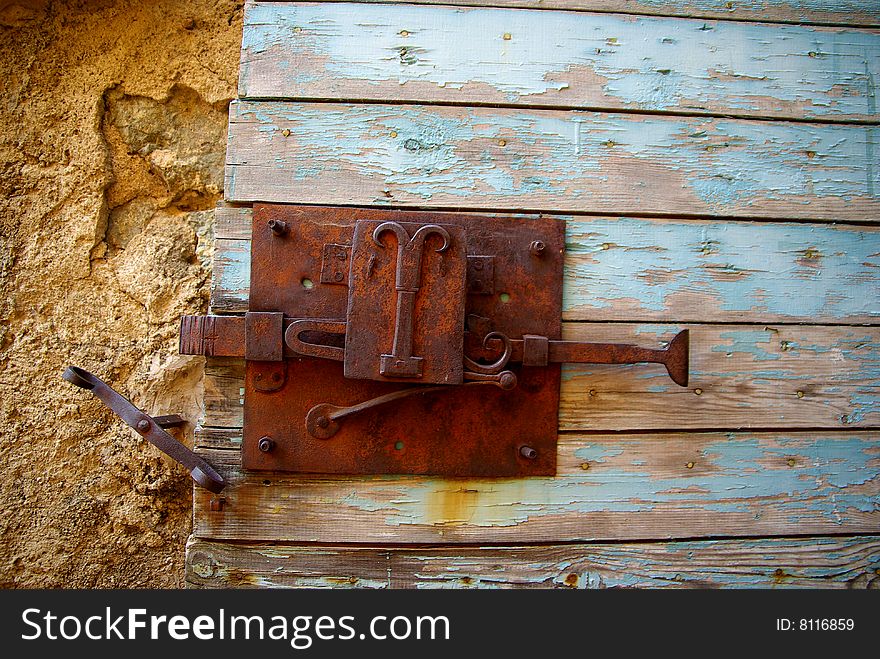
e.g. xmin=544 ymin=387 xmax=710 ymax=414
xmin=244 ymin=204 xmax=564 ymax=477
xmin=345 ymin=220 xmax=466 ymax=384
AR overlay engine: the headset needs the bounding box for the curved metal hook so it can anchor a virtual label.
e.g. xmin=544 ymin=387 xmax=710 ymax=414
xmin=373 ymin=222 xmax=450 ymax=253
xmin=464 ymin=331 xmax=512 ymax=375
xmin=372 ymin=221 xmax=409 ymax=249
xmin=411 ymin=224 xmax=450 ymax=253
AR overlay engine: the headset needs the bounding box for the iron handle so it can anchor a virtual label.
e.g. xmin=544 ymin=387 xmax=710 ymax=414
xmin=305 ymin=372 xmax=517 ymax=439
xmin=62 ymin=366 xmax=226 ymax=493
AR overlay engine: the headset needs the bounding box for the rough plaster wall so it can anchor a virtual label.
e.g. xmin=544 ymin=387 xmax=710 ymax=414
xmin=0 ymin=0 xmax=242 ymax=587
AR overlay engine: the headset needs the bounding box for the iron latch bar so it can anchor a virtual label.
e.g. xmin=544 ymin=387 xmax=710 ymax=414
xmin=181 ymin=313 xmax=689 ymax=387
xmin=62 ymin=366 xmax=225 ymax=493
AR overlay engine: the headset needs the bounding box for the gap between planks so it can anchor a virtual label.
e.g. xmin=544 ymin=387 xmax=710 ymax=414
xmin=250 ymin=0 xmax=880 ymax=29
xmin=234 ymin=96 xmax=880 ymax=128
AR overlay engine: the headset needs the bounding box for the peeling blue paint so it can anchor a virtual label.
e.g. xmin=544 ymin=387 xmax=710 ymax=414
xmin=227 ymin=101 xmax=880 ymax=219
xmin=713 ymin=330 xmax=780 ymax=361
xmin=215 ymin=244 xmax=249 ymax=295
xmin=323 ymin=433 xmax=880 ymax=527
xmin=241 ymin=3 xmax=880 ymax=121
xmin=561 ymin=217 xmax=879 ymax=321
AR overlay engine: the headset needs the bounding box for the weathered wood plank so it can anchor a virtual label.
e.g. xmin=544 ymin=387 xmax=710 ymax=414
xmin=202 ymin=358 xmax=245 ymax=428
xmin=254 ymin=1 xmax=880 ymax=28
xmin=186 ymin=536 xmax=880 ymax=588
xmin=214 ymin=203 xmax=253 ymax=240
xmin=210 ymin=210 xmax=880 ymax=323
xmin=191 ymin=430 xmax=880 ymax=542
xmin=199 ymin=324 xmax=880 ymax=431
xmin=225 ymin=102 xmax=880 ymax=221
xmin=242 ymin=3 xmax=880 ymax=122
xmin=561 ymin=324 xmax=880 ymax=430
xmin=211 ymin=238 xmax=250 ymax=313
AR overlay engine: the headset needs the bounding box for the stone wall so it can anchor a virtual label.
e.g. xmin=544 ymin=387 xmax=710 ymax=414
xmin=0 ymin=0 xmax=242 ymax=587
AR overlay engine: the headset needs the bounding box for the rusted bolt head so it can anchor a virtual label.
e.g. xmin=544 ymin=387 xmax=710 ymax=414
xmin=529 ymin=240 xmax=546 ymax=256
xmin=316 ymin=416 xmax=330 ymax=429
xmin=498 ymin=371 xmax=518 ymax=391
xmin=209 ymin=497 xmax=225 ymax=512
xmin=136 ymin=419 xmax=150 ymax=432
xmin=268 ymin=219 xmax=290 ymax=236
xmin=520 ymin=445 xmax=537 ymax=460
xmin=258 ymin=436 xmax=275 ymax=453
xmin=334 ymin=271 xmax=344 ymax=282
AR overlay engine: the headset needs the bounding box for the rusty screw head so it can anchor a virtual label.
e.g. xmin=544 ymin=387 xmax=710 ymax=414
xmin=258 ymin=436 xmax=275 ymax=453
xmin=498 ymin=371 xmax=518 ymax=391
xmin=136 ymin=419 xmax=150 ymax=432
xmin=268 ymin=219 xmax=290 ymax=236
xmin=520 ymin=445 xmax=537 ymax=460
xmin=529 ymin=240 xmax=546 ymax=257
xmin=316 ymin=416 xmax=330 ymax=429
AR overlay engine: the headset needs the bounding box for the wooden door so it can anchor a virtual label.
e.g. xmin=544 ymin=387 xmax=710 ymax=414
xmin=186 ymin=0 xmax=880 ymax=588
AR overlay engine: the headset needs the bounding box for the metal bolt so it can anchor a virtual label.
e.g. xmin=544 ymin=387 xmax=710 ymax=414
xmin=268 ymin=219 xmax=290 ymax=236
xmin=209 ymin=497 xmax=225 ymax=512
xmin=520 ymin=445 xmax=537 ymax=460
xmin=498 ymin=371 xmax=518 ymax=391
xmin=529 ymin=240 xmax=546 ymax=256
xmin=136 ymin=419 xmax=150 ymax=432
xmin=316 ymin=416 xmax=330 ymax=429
xmin=258 ymin=436 xmax=275 ymax=453
xmin=334 ymin=271 xmax=344 ymax=282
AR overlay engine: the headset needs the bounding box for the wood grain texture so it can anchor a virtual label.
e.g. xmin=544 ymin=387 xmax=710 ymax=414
xmin=225 ymin=101 xmax=880 ymax=221
xmin=214 ymin=203 xmax=254 ymax=240
xmin=198 ymin=323 xmax=880 ymax=432
xmin=186 ymin=536 xmax=880 ymax=588
xmin=242 ymin=3 xmax=880 ymax=122
xmin=191 ymin=430 xmax=880 ymax=542
xmin=252 ymin=1 xmax=880 ymax=28
xmin=210 ymin=208 xmax=880 ymax=324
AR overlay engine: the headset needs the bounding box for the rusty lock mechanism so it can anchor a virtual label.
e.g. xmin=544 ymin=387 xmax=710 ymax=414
xmin=176 ymin=204 xmax=690 ymax=478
